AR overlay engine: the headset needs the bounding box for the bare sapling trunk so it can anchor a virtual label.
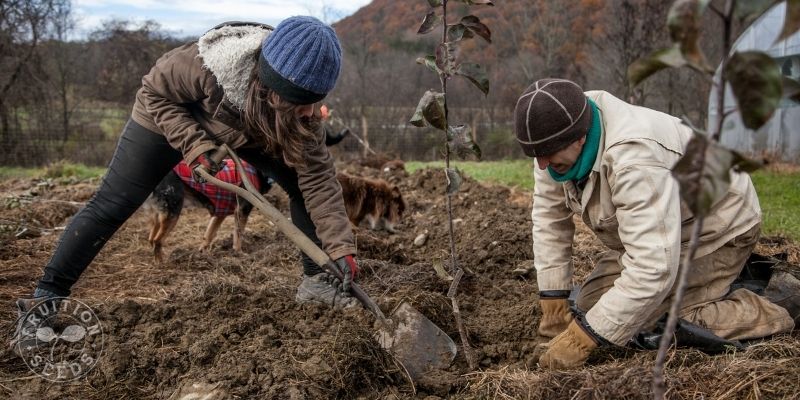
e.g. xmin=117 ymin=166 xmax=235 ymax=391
xmin=410 ymin=0 xmax=493 ymax=371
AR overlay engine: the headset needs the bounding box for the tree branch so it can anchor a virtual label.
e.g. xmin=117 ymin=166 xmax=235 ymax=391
xmin=653 ymin=1 xmax=735 ymax=399
xmin=652 ymin=217 xmax=704 ymax=400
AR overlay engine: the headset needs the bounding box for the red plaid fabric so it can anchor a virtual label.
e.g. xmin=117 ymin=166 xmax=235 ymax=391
xmin=174 ymin=159 xmax=261 ymax=217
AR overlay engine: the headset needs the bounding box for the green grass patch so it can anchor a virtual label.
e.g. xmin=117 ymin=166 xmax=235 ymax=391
xmin=751 ymin=169 xmax=800 ymax=239
xmin=0 ymin=166 xmax=46 ymax=179
xmin=1 ymin=159 xmax=798 ymax=239
xmin=406 ymin=159 xmax=536 ymax=190
xmin=0 ymin=162 xmax=105 ymax=180
xmin=408 ymin=160 xmax=800 ymax=240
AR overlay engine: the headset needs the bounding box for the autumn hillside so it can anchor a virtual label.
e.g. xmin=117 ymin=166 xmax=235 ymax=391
xmin=323 ymin=0 xmax=720 ymax=160
xmin=333 ymin=0 xmax=606 ymax=104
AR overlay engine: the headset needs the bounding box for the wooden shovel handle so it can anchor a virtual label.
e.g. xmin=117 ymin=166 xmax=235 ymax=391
xmin=196 ymin=144 xmax=387 ymax=321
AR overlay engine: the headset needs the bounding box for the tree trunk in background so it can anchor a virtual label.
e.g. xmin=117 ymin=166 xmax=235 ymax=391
xmin=61 ymin=83 xmax=69 ymax=141
xmin=595 ymin=0 xmax=669 ymax=105
xmin=51 ymin=3 xmax=75 ymax=142
xmin=471 ymin=109 xmax=480 ymax=147
xmin=0 ymin=100 xmax=8 ymax=142
xmin=361 ymin=113 xmax=369 ymax=158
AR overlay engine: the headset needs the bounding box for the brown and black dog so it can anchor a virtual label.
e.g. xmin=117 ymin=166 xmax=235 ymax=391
xmin=143 ymin=126 xmax=359 ymax=262
xmin=142 ymin=160 xmax=271 ymax=263
xmin=336 ymin=172 xmax=406 ymax=233
xmin=144 ymin=169 xmax=405 ymax=262
xmin=358 ymin=153 xmax=406 ymax=172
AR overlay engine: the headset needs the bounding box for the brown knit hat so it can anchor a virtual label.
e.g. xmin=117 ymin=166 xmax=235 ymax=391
xmin=514 ymin=78 xmax=591 ymax=157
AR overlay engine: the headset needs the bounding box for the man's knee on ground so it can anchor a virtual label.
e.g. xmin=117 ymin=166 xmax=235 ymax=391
xmin=683 ymin=288 xmax=794 ymax=341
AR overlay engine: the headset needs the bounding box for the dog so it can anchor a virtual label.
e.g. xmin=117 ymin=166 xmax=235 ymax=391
xmin=144 ymin=163 xmax=404 ymax=263
xmin=380 ymin=159 xmax=406 ymax=173
xmin=143 ymin=159 xmax=271 ymax=262
xmin=143 ymin=127 xmax=357 ymax=262
xmin=336 ymin=172 xmax=406 ymax=233
xmin=358 ymin=153 xmax=405 ymax=170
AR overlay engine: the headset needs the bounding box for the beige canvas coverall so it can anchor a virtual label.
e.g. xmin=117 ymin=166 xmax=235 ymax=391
xmin=532 ymin=90 xmax=794 ymax=346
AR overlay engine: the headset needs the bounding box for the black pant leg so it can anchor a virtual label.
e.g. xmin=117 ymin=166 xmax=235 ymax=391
xmin=237 ymin=149 xmax=324 ymax=276
xmin=38 ymin=120 xmax=182 ymax=295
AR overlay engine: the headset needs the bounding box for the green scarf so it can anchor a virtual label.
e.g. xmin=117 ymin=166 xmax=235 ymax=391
xmin=547 ymin=99 xmax=601 ymax=182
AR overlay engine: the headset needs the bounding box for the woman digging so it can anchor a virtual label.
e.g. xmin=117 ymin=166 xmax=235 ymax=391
xmin=10 ymin=16 xmax=360 ymax=357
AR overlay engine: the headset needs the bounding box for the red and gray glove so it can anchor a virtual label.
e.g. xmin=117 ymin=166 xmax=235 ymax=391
xmin=332 ymin=255 xmax=359 ymax=292
xmin=190 ymin=149 xmax=225 ymax=183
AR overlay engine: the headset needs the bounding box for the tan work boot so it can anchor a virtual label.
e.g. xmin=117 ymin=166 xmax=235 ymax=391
xmin=765 ymin=270 xmax=800 ymax=325
xmin=296 ymin=273 xmax=358 ymax=309
xmin=538 ymin=298 xmax=573 ymax=338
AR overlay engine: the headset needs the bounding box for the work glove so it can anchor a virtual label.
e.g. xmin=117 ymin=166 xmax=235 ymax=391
xmin=190 ymin=148 xmax=225 ymax=183
xmin=538 ymin=297 xmax=573 ymax=338
xmin=331 ymin=255 xmax=359 ymax=293
xmin=539 ymin=319 xmax=598 ymax=369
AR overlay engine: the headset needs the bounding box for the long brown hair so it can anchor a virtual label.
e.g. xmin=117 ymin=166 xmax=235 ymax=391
xmin=242 ymin=61 xmax=322 ymax=168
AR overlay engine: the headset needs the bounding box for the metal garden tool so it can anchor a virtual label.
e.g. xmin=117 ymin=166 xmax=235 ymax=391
xmin=196 ymin=144 xmax=457 ymax=380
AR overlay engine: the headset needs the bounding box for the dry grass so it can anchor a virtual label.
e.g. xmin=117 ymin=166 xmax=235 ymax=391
xmin=321 ymin=322 xmax=412 ymax=397
xmin=464 ymin=335 xmax=800 ymax=400
xmin=2 ymin=169 xmax=800 ymax=399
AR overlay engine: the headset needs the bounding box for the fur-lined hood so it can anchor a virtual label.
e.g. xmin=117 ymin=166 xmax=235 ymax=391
xmin=197 ymin=24 xmax=272 ymax=110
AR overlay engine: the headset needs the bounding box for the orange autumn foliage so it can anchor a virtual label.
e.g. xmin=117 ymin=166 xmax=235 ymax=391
xmin=334 ymin=0 xmax=607 ymax=76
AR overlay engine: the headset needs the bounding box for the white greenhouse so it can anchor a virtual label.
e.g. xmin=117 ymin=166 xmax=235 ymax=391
xmin=709 ymin=1 xmax=800 ymax=161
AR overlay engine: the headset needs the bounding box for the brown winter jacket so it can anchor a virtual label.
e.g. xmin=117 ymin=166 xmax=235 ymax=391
xmin=130 ymin=24 xmax=356 ymax=260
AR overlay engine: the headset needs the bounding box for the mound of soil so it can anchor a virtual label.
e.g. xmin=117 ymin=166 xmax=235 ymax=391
xmin=0 ymin=168 xmax=798 ymax=399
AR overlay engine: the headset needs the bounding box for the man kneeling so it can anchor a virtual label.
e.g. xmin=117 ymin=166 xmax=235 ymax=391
xmin=514 ymin=78 xmax=799 ymax=369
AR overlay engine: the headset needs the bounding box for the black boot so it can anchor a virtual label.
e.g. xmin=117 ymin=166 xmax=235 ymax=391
xmin=631 ymin=315 xmax=744 ymax=354
xmin=765 ymin=270 xmax=800 ymax=325
xmin=730 ymin=252 xmax=800 ymax=324
xmin=738 ymin=252 xmax=800 ymax=325
xmin=729 ymin=252 xmax=788 ymax=294
xmin=9 ymin=297 xmax=60 ymax=358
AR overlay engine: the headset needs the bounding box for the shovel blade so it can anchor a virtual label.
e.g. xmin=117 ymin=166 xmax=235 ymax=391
xmin=376 ymin=302 xmax=457 ymax=380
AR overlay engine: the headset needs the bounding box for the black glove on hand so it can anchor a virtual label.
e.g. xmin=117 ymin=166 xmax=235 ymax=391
xmin=324 ymin=127 xmax=351 ymax=146
xmin=190 ymin=149 xmax=225 ymax=183
xmin=332 ymin=255 xmax=359 ymax=293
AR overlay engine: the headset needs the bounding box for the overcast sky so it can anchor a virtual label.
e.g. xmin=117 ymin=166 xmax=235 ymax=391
xmin=72 ymin=0 xmax=371 ymax=38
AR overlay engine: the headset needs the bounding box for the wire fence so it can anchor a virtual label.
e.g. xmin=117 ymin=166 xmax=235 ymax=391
xmin=1 ymin=137 xmax=115 ymax=167
xmin=0 ymin=107 xmax=127 ymax=167
xmin=0 ymin=108 xmax=524 ymax=168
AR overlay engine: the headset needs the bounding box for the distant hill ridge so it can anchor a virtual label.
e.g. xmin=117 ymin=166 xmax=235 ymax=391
xmin=333 ymin=0 xmax=503 ymax=58
xmin=332 ymin=0 xmax=606 ymax=78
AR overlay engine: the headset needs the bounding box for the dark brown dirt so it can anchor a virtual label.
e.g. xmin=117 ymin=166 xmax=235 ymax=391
xmin=0 ymin=167 xmax=798 ymax=399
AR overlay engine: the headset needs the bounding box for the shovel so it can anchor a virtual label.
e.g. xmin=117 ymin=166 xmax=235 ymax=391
xmin=196 ymin=144 xmax=457 ymax=380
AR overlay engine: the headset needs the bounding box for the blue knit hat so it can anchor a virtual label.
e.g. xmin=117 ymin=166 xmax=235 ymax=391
xmin=259 ymin=16 xmax=342 ymax=105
